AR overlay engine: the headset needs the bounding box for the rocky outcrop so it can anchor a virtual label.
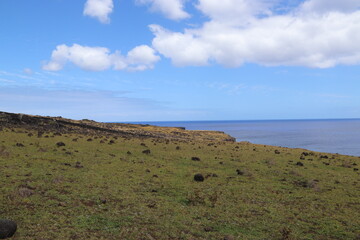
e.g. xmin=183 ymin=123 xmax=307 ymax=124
xmin=0 ymin=111 xmax=235 ymax=142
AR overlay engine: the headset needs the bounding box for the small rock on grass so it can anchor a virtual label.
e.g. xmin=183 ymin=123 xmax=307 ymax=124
xmin=75 ymin=162 xmax=83 ymax=168
xmin=194 ymin=174 xmax=204 ymax=182
xmin=0 ymin=219 xmax=17 ymax=239
xmin=18 ymin=187 xmax=34 ymax=198
xmin=142 ymin=149 xmax=151 ymax=154
xmin=236 ymin=169 xmax=244 ymax=175
xmin=56 ymin=142 xmax=65 ymax=147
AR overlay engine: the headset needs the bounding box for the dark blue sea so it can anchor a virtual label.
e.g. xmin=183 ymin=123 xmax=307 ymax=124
xmin=134 ymin=119 xmax=360 ymax=157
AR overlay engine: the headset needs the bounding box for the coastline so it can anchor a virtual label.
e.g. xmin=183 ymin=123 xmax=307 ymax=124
xmin=133 ymin=119 xmax=360 ymax=157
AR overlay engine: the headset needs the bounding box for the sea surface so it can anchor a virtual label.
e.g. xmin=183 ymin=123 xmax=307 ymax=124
xmin=134 ymin=119 xmax=360 ymax=156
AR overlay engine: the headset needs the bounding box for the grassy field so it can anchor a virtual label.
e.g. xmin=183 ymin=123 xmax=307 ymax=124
xmin=1 ymin=125 xmax=359 ymax=239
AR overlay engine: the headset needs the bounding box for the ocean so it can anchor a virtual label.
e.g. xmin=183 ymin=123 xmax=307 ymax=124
xmin=135 ymin=119 xmax=360 ymax=157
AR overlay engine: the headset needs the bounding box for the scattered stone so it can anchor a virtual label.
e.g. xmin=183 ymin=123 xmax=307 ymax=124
xmin=0 ymin=219 xmax=17 ymax=239
xmin=99 ymin=197 xmax=107 ymax=204
xmin=204 ymin=226 xmax=214 ymax=232
xmin=147 ymin=202 xmax=157 ymax=209
xmin=191 ymin=157 xmax=201 ymax=161
xmin=18 ymin=187 xmax=34 ymax=198
xmin=354 ymin=168 xmax=359 ymax=171
xmin=176 ymin=146 xmax=181 ymax=150
xmin=274 ymin=150 xmax=280 ymax=154
xmin=75 ymin=162 xmax=83 ymax=168
xmin=194 ymin=174 xmax=204 ymax=182
xmin=109 ymin=140 xmax=115 ymax=144
xmin=15 ymin=143 xmax=24 ymax=147
xmin=294 ymin=180 xmax=309 ymax=188
xmin=296 ymin=162 xmax=304 ymax=166
xmin=27 ymin=133 xmax=33 ymax=137
xmin=142 ymin=149 xmax=151 ymax=154
xmin=127 ymin=151 xmax=132 ymax=155
xmin=320 ymin=155 xmax=329 ymax=159
xmin=72 ymin=138 xmax=78 ymax=142
xmin=302 ymin=152 xmax=309 ymax=156
xmin=87 ymin=138 xmax=93 ymax=142
xmin=236 ymin=169 xmax=244 ymax=175
xmin=56 ymin=142 xmax=66 ymax=147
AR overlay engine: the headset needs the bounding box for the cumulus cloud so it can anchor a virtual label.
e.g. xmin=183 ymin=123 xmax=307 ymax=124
xmin=300 ymin=0 xmax=360 ymax=14
xmin=136 ymin=0 xmax=190 ymax=20
xmin=196 ymin=0 xmax=273 ymax=25
xmin=43 ymin=44 xmax=160 ymax=72
xmin=149 ymin=0 xmax=360 ymax=68
xmin=126 ymin=45 xmax=162 ymax=71
xmin=84 ymin=0 xmax=114 ymax=23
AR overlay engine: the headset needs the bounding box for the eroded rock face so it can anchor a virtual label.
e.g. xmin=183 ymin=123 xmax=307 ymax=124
xmin=0 ymin=111 xmax=235 ymax=142
xmin=0 ymin=219 xmax=17 ymax=239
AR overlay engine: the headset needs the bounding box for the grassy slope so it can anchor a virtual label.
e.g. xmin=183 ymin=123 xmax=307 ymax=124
xmin=0 ymin=126 xmax=359 ymax=240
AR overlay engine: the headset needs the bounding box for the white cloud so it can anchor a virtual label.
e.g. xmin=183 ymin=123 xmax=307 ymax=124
xmin=136 ymin=0 xmax=190 ymax=20
xmin=196 ymin=0 xmax=273 ymax=25
xmin=126 ymin=45 xmax=161 ymax=71
xmin=84 ymin=0 xmax=114 ymax=24
xmin=150 ymin=25 xmax=211 ymax=66
xmin=149 ymin=0 xmax=360 ymax=68
xmin=43 ymin=44 xmax=160 ymax=72
xmin=300 ymin=0 xmax=360 ymax=14
xmin=23 ymin=68 xmax=33 ymax=75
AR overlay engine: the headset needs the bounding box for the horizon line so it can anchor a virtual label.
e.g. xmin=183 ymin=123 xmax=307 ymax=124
xmin=122 ymin=117 xmax=360 ymax=124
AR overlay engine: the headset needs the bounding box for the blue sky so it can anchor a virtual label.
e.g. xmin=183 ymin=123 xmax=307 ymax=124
xmin=1 ymin=0 xmax=359 ymax=121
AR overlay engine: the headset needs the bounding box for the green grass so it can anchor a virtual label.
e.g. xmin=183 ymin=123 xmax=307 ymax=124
xmin=0 ymin=127 xmax=359 ymax=239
